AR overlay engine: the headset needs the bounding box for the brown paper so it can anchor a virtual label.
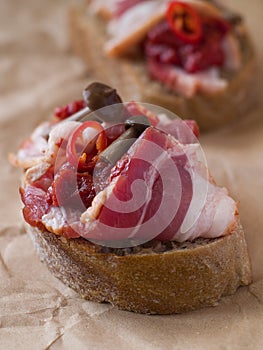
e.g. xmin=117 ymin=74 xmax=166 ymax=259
xmin=1 ymin=0 xmax=263 ymax=349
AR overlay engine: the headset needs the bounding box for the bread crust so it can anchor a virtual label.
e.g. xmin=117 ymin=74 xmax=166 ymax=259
xmin=68 ymin=7 xmax=257 ymax=131
xmin=28 ymin=223 xmax=252 ymax=314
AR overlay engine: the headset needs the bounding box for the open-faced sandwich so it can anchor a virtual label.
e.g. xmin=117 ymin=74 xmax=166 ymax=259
xmin=69 ymin=0 xmax=256 ymax=131
xmin=10 ymin=82 xmax=252 ymax=314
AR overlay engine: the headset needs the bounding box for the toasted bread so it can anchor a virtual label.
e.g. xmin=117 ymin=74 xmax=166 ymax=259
xmin=28 ymin=222 xmax=252 ymax=314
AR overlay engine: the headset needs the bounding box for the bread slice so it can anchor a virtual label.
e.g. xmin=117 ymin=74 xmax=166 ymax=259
xmin=28 ymin=222 xmax=252 ymax=314
xmin=69 ymin=7 xmax=257 ymax=131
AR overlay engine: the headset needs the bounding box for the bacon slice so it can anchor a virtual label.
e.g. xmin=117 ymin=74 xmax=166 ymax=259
xmin=156 ymin=113 xmax=199 ymax=143
xmin=20 ymin=185 xmax=50 ymax=230
xmin=24 ymin=163 xmax=53 ymax=190
xmin=148 ymin=59 xmax=227 ymax=97
xmin=80 ymin=127 xmax=237 ymax=242
xmin=41 ymin=206 xmax=81 ymax=238
xmin=105 ymin=1 xmax=166 ymax=57
xmin=163 ymin=171 xmax=238 ymax=241
xmin=80 ymin=127 xmax=190 ymax=242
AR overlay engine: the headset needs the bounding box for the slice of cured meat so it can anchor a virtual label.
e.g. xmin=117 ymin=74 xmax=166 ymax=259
xmin=80 ymin=126 xmax=237 ymax=243
xmin=80 ymin=126 xmax=190 ymax=242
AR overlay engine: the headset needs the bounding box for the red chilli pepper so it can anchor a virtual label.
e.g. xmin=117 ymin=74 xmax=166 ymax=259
xmin=66 ymin=121 xmax=107 ymax=170
xmin=166 ymin=1 xmax=202 ymax=44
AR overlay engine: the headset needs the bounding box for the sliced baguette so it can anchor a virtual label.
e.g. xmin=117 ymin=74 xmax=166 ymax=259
xmin=69 ymin=7 xmax=257 ymax=131
xmin=28 ymin=223 xmax=252 ymax=314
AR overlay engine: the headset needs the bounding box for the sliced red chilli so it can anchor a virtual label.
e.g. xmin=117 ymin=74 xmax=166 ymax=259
xmin=166 ymin=1 xmax=203 ymax=44
xmin=66 ymin=120 xmax=107 ymax=171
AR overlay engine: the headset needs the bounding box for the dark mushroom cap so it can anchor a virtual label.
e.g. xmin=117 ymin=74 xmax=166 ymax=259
xmin=83 ymin=82 xmax=123 ymax=111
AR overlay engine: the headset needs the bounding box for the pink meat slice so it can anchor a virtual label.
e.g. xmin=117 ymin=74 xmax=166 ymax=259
xmin=126 ymin=101 xmax=199 ymax=143
xmin=156 ymin=116 xmax=200 ymax=144
xmin=80 ymin=127 xmax=194 ymax=242
xmin=80 ymin=126 xmax=238 ymax=243
xmin=147 ymin=59 xmax=227 ymax=97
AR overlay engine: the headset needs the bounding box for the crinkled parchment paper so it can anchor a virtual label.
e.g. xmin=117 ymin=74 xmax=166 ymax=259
xmin=0 ymin=0 xmax=263 ymax=349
